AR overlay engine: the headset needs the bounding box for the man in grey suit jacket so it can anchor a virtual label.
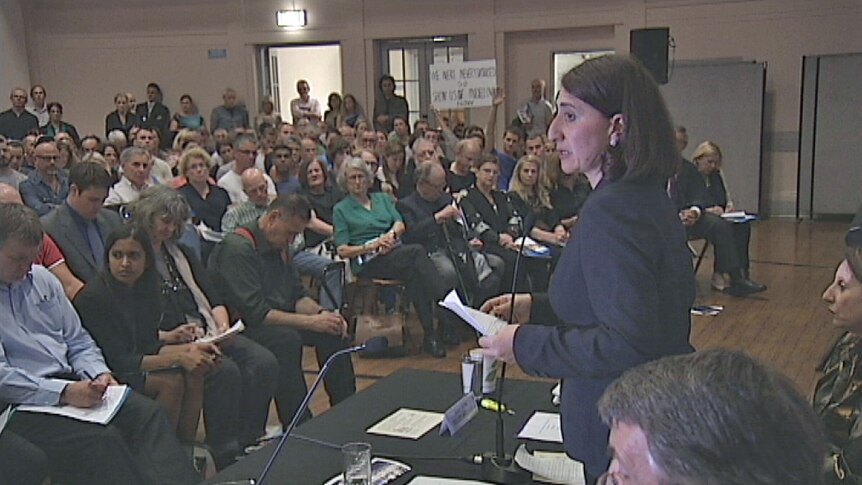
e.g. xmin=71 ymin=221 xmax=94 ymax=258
xmin=42 ymin=161 xmax=122 ymax=283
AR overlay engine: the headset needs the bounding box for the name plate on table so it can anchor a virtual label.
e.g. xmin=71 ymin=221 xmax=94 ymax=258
xmin=440 ymin=393 xmax=478 ymax=436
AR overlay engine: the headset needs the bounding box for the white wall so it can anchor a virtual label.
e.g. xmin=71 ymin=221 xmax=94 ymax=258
xmin=18 ymin=0 xmax=862 ymax=215
xmin=0 ymin=0 xmax=31 ymax=101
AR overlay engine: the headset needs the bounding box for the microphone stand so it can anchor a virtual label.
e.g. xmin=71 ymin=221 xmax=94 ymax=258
xmin=255 ymin=337 xmax=388 ymax=485
xmin=481 ymin=211 xmax=530 ymax=484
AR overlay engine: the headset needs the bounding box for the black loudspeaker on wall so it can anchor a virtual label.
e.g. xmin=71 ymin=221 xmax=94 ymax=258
xmin=630 ymin=27 xmax=669 ymax=84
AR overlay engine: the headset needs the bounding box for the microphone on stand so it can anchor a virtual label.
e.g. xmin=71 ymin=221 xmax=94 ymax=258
xmin=254 ymin=336 xmax=390 ymax=485
xmin=479 ymin=197 xmax=530 ymax=484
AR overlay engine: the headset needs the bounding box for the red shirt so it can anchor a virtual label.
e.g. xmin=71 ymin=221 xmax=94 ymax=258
xmin=37 ymin=234 xmax=65 ymax=269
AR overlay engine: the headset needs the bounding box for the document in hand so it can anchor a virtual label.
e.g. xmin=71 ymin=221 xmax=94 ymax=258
xmin=438 ymin=290 xmax=508 ymax=336
xmin=720 ymin=211 xmax=757 ymax=223
xmin=16 ymin=385 xmax=131 ymax=425
xmin=198 ymin=320 xmax=246 ymax=344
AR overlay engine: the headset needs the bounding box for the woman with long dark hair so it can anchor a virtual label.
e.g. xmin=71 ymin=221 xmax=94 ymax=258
xmin=479 ymin=55 xmax=695 ymax=481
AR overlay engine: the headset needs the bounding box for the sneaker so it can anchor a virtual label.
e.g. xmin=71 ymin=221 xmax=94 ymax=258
xmin=710 ymin=272 xmax=729 ymax=291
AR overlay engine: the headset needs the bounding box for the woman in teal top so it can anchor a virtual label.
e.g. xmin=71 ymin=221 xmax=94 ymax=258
xmin=170 ymin=94 xmax=205 ymax=131
xmin=333 ymin=157 xmax=451 ymax=358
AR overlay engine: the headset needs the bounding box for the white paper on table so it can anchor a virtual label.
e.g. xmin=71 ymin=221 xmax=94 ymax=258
xmin=514 ymin=445 xmax=585 ymax=485
xmin=438 ymin=290 xmax=508 ymax=336
xmin=16 ymin=385 xmax=130 ymax=425
xmin=517 ymin=411 xmax=563 ymax=443
xmin=551 ymin=382 xmax=561 ymax=406
xmin=366 ymin=408 xmax=444 ymax=440
xmin=407 ymin=477 xmax=495 ymax=485
xmin=198 ymin=320 xmax=246 ymax=344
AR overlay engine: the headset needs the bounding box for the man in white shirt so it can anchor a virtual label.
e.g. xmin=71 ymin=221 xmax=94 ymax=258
xmin=217 ymin=134 xmax=276 ymax=205
xmin=289 ymin=79 xmax=322 ymax=125
xmin=104 ymin=147 xmax=155 ymax=206
xmin=133 ymin=127 xmax=173 ymax=183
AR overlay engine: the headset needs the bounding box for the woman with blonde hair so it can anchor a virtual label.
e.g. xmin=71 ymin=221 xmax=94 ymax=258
xmin=508 ymin=155 xmax=567 ymax=246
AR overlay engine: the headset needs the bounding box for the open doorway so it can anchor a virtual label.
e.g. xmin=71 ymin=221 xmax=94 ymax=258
xmin=260 ymin=44 xmax=342 ymax=124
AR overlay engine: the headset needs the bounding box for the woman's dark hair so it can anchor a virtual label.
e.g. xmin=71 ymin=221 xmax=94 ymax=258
xmin=47 ymin=101 xmax=63 ymax=114
xmin=561 ymin=55 xmax=679 ymax=181
xmin=326 ymin=135 xmax=350 ymax=161
xmin=101 ymin=224 xmax=161 ymax=322
xmin=103 ymin=224 xmax=158 ymax=288
xmin=298 ymin=158 xmax=329 ymax=189
xmin=180 ymin=94 xmax=193 ymax=104
xmin=378 ymin=74 xmax=396 ymax=92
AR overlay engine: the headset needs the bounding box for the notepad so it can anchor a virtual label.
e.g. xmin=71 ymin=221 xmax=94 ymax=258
xmin=518 ymin=411 xmax=563 ymax=443
xmin=16 ymin=385 xmax=130 ymax=425
xmin=366 ymin=408 xmax=444 ymax=440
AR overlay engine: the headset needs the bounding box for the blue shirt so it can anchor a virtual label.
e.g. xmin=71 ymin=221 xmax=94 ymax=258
xmin=492 ymin=149 xmax=517 ymax=191
xmin=19 ymin=171 xmax=70 ymax=216
xmin=0 ymin=265 xmax=109 ymax=405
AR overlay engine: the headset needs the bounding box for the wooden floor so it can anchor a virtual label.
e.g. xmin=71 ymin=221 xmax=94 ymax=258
xmin=300 ymin=218 xmax=848 ymax=417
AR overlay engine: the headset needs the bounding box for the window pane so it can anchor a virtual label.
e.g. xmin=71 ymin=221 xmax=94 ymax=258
xmin=389 ymin=50 xmax=404 ymax=81
xmin=449 ymin=47 xmax=464 ymax=63
xmin=403 ymin=49 xmax=420 ymax=80
xmin=404 ymin=81 xmax=420 ymax=113
xmin=433 ymin=47 xmax=448 ymax=64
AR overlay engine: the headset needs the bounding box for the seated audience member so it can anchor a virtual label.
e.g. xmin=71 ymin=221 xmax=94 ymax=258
xmin=221 ymin=168 xmax=272 ymax=232
xmin=299 ymin=158 xmax=344 ymax=250
xmin=41 ymin=102 xmax=81 ymax=147
xmin=20 ymin=136 xmax=69 ymax=216
xmin=105 ymin=146 xmax=156 ymax=206
xmin=0 ymin=182 xmax=84 ymax=299
xmin=546 ymin=152 xmax=591 ymax=230
xmin=0 ymin=203 xmax=199 ymax=485
xmin=460 ymin=154 xmax=529 ymax=292
xmin=379 ymin=140 xmax=413 ymax=200
xmin=213 ymin=140 xmax=235 ymax=180
xmin=508 ymin=155 xmax=567 ymax=246
xmin=333 ymin=158 xmax=450 ymax=357
xmin=56 ymin=138 xmax=80 ymax=171
xmin=388 ymin=115 xmax=411 ymax=146
xmin=485 ymin=89 xmax=524 ymax=190
xmin=358 ymin=149 xmax=384 ymax=193
xmin=105 ymin=92 xmax=139 ymax=137
xmin=80 ymin=135 xmax=101 ymax=156
xmin=676 ymin=140 xmax=765 ymax=296
xmin=525 ymin=133 xmax=548 ymax=160
xmin=209 ymin=194 xmax=356 ymax=424
xmin=326 ymin=134 xmax=351 ymax=173
xmin=0 ymin=139 xmax=28 ymax=188
xmin=217 ymin=134 xmax=276 ymax=205
xmin=73 ymin=225 xmax=211 ymax=445
xmin=176 ymin=147 xmax=231 ymax=260
xmin=397 ymin=162 xmax=504 ymax=314
xmin=101 ymin=142 xmax=121 ymax=182
xmin=126 ymin=187 xmax=277 ymax=461
xmin=597 ymin=349 xmax=825 ymax=485
xmin=133 ymin=127 xmax=173 ymax=184
xmin=448 ymin=138 xmax=480 ymax=194
xmin=268 ymin=142 xmax=301 ymax=194
xmin=41 ymin=161 xmax=122 ymax=283
xmin=814 ymin=229 xmax=862 ymax=484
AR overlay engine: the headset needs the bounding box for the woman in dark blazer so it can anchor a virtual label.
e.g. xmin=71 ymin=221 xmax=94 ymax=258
xmin=105 ymin=92 xmax=139 ymax=136
xmin=479 ymin=55 xmax=695 ymax=481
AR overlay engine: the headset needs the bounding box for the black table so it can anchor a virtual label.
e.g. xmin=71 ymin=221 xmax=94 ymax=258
xmin=205 ymin=368 xmax=559 ymax=484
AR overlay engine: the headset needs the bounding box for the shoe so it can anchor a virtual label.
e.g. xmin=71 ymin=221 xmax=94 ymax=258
xmin=423 ymin=336 xmax=447 ymax=358
xmin=710 ymin=272 xmax=729 ymax=291
xmin=726 ymin=279 xmax=767 ymax=297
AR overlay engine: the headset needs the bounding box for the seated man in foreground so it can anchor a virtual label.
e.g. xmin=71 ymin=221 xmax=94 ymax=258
xmin=209 ymin=193 xmax=356 ymax=425
xmin=0 ymin=203 xmax=198 ymax=485
xmin=597 ymin=349 xmax=825 ymax=485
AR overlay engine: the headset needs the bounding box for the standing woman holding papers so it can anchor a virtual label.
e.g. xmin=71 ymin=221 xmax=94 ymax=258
xmin=479 ymin=55 xmax=695 ymax=482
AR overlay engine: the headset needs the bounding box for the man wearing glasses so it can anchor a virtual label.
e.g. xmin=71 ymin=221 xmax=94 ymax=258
xmin=19 ymin=137 xmax=69 ymax=216
xmin=217 ymin=134 xmax=276 ymax=205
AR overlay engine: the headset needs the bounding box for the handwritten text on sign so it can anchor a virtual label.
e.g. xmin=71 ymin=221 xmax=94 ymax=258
xmin=430 ymin=60 xmax=497 ymax=109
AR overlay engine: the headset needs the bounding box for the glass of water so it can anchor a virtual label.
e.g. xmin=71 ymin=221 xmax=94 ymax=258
xmin=341 ymin=442 xmax=372 ymax=485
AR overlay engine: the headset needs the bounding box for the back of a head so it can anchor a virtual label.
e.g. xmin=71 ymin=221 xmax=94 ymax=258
xmin=69 ymin=161 xmax=113 ymax=193
xmin=598 ymin=349 xmax=826 ymax=485
xmin=562 ymin=55 xmax=679 ymax=181
xmin=0 ymin=202 xmax=42 ymax=249
xmin=267 ymin=193 xmax=311 ymax=223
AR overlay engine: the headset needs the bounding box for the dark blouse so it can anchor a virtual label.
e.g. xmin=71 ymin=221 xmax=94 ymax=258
xmin=550 ymin=175 xmax=592 ymax=221
xmin=105 ymin=111 xmax=140 ymax=137
xmin=507 ymin=191 xmax=560 ymax=232
xmin=300 ymin=185 xmax=344 ymax=248
xmin=446 ymin=169 xmax=475 ymax=194
xmin=74 ymin=274 xmax=164 ymax=391
xmin=157 ymin=243 xmax=225 ymax=332
xmin=178 ymin=183 xmax=231 ymax=231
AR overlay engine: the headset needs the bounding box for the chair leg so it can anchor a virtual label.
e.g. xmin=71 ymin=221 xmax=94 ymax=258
xmin=694 ymin=240 xmax=710 ymax=274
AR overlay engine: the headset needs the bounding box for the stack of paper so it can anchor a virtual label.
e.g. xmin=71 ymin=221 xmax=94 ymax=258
xmin=438 ymin=290 xmax=507 ymax=336
xmin=16 ymin=385 xmax=130 ymax=425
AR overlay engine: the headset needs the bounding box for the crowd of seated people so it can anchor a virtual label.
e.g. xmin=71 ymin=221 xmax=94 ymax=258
xmin=0 ymin=76 xmax=793 ymax=483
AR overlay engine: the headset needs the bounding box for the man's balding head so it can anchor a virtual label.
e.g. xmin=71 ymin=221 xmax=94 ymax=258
xmin=241 ymin=168 xmax=269 ymax=207
xmin=0 ymin=183 xmax=23 ymax=204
